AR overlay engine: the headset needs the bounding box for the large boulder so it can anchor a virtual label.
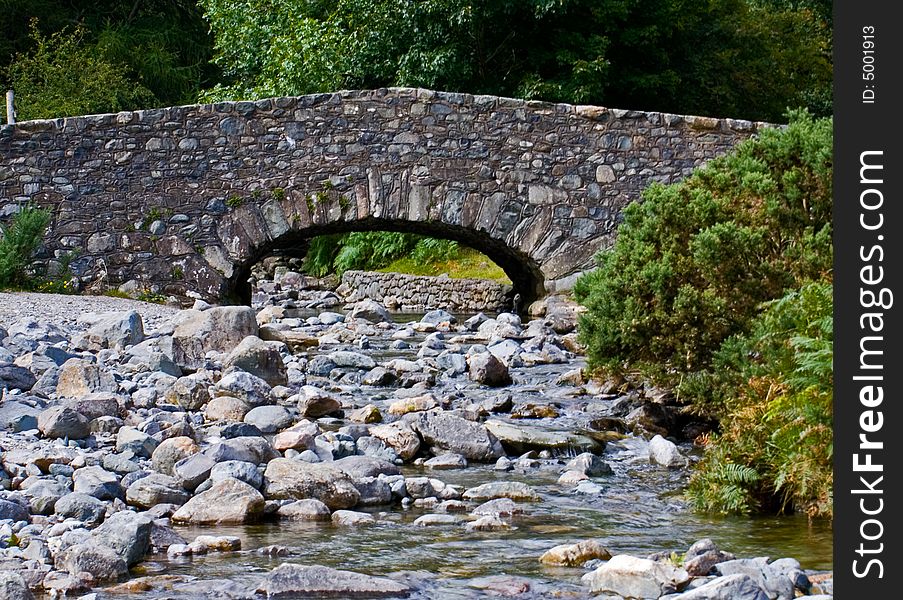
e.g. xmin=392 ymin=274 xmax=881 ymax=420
xmin=0 ymin=572 xmax=35 ymax=600
xmin=203 ymin=436 xmax=278 ymax=465
xmin=263 ymin=458 xmax=360 ymax=509
xmin=172 ymin=477 xmax=265 ymax=524
xmin=0 ymin=498 xmax=30 ymax=523
xmin=0 ymin=363 xmax=36 ymax=392
xmin=91 ymin=510 xmax=153 ymax=566
xmin=409 ymin=411 xmax=504 ymax=462
xmin=164 ymin=375 xmax=211 ymax=411
xmin=63 ymin=393 xmax=122 ymax=421
xmin=212 ymin=371 xmax=274 ymax=408
xmin=171 ymin=306 xmax=258 ymax=370
xmin=55 ymin=358 xmax=118 ymax=397
xmin=125 ymin=474 xmax=189 ymax=509
xmin=73 ymin=311 xmax=144 ymax=351
xmin=72 ymin=466 xmax=122 ymax=500
xmin=369 ymin=423 xmax=421 ymax=461
xmin=296 ymin=386 xmax=342 ymax=418
xmin=467 ymin=352 xmax=512 ymax=386
xmin=54 ymin=492 xmax=106 ymax=524
xmin=462 ymin=482 xmax=541 ymax=502
xmin=224 ymin=335 xmax=288 ymax=387
xmin=37 ymin=406 xmax=90 ymax=440
xmin=348 ymin=300 xmax=392 ymax=323
xmin=677 ymin=574 xmax=770 ymax=600
xmin=581 ymin=554 xmax=689 ymax=598
xmin=258 ymin=564 xmax=410 ymax=598
xmin=151 ymin=437 xmax=200 ymax=475
xmin=56 ymin=544 xmax=128 ymax=582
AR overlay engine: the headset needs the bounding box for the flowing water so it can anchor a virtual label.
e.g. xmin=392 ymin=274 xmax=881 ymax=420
xmin=104 ymin=308 xmax=832 ymax=598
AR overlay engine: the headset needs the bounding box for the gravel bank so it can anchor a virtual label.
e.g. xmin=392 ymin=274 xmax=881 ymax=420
xmin=0 ymin=292 xmax=181 ymax=334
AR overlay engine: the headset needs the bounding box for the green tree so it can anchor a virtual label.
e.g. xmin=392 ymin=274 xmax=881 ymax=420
xmin=0 ymin=205 xmax=50 ymax=289
xmin=4 ymin=23 xmax=157 ymax=120
xmin=199 ymin=0 xmax=831 ymax=121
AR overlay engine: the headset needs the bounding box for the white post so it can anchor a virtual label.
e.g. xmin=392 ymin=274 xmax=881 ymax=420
xmin=5 ymin=90 xmax=14 ymax=125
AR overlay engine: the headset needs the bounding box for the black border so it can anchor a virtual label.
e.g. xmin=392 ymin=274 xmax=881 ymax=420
xmin=834 ymin=1 xmax=902 ymax=594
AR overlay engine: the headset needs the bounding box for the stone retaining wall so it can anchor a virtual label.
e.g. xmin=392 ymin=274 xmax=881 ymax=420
xmin=338 ymin=270 xmax=511 ymax=313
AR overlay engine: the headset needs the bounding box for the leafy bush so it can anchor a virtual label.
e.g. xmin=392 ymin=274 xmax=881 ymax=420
xmin=574 ymin=111 xmax=832 ymax=377
xmin=410 ymin=237 xmax=459 ymax=265
xmin=687 ymin=282 xmax=833 ymax=517
xmin=5 ymin=22 xmax=157 ymax=121
xmin=0 ymin=205 xmax=51 ymax=289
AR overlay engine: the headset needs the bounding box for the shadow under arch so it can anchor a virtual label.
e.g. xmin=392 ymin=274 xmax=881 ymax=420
xmin=227 ymin=217 xmax=547 ymax=309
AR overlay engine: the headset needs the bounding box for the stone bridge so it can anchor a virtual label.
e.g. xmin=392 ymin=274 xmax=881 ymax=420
xmin=0 ymin=88 xmax=763 ymax=306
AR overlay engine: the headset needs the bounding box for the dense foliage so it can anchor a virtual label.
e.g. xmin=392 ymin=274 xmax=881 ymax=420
xmin=302 ymin=232 xmax=461 ymax=277
xmin=0 ymin=205 xmax=50 ymax=289
xmin=1 ymin=0 xmax=216 ymax=119
xmin=574 ymin=111 xmax=832 ymax=375
xmin=199 ymin=0 xmax=831 ymax=121
xmin=573 ymin=112 xmax=833 ymax=517
xmin=687 ymin=282 xmax=833 ymax=517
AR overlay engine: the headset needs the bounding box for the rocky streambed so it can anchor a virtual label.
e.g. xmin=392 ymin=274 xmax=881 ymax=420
xmin=0 ymin=290 xmax=832 ymax=599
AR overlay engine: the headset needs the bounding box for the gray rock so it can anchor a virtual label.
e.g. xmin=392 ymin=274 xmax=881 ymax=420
xmin=263 ymin=458 xmax=360 ymax=509
xmin=116 ymin=426 xmax=159 ymax=458
xmin=713 ymin=559 xmax=795 ymax=600
xmin=0 ymin=498 xmax=29 ymax=523
xmin=0 ymin=363 xmax=36 ymax=391
xmin=649 ymin=435 xmax=689 ymax=468
xmin=348 ymin=300 xmax=392 ymax=323
xmin=328 ymin=350 xmax=376 ymax=370
xmin=72 ymin=466 xmax=121 ymax=500
xmin=467 ymin=352 xmax=512 ymax=386
xmin=212 ymin=370 xmax=274 ymax=407
xmin=331 ymin=509 xmax=376 ymax=526
xmin=74 ymin=311 xmax=144 ymax=351
xmin=0 ymin=571 xmax=35 ymax=600
xmin=171 ymin=477 xmax=265 ymax=524
xmin=675 ymin=573 xmax=770 ymax=600
xmin=462 ymin=482 xmax=540 ymax=502
xmin=424 ymin=453 xmax=468 ymax=470
xmin=7 ymin=318 xmax=66 ymax=343
xmin=54 ymin=492 xmax=106 ymax=524
xmin=37 ymin=406 xmax=90 ymax=440
xmin=409 ymin=411 xmax=504 ymax=462
xmin=125 ymin=473 xmax=189 ymax=509
xmin=204 ymin=436 xmax=278 ymax=465
xmin=55 ymin=358 xmax=118 ymax=397
xmin=91 ymin=510 xmax=152 ymax=566
xmin=151 ymin=436 xmax=199 ymax=475
xmin=173 ymin=452 xmax=216 ymax=490
xmin=64 ymin=393 xmax=122 ymax=421
xmin=24 ymin=479 xmax=68 ymax=514
xmin=210 ymin=460 xmax=264 ymax=489
xmin=582 ymin=554 xmax=689 ymax=598
xmin=333 ymin=455 xmax=401 ymax=478
xmin=258 ymin=563 xmax=410 ymax=598
xmin=306 ymin=355 xmax=337 ymax=377
xmin=56 ymin=543 xmax=128 ymax=582
xmin=224 ymin=335 xmax=288 ymax=386
xmin=102 ymin=451 xmax=140 ymax=474
xmin=171 ymin=306 xmax=258 ymax=370
xmin=436 ymin=352 xmax=467 ymax=375
xmin=244 ymin=405 xmax=294 ymax=433
xmin=164 ymin=375 xmax=211 ymax=410
xmin=276 ymin=499 xmax=331 ymax=521
xmin=362 ymin=366 xmax=396 ymax=386
xmin=296 ymin=386 xmax=341 ymax=417
xmin=564 ymin=453 xmax=613 ymax=477
xmin=421 ymin=309 xmax=456 ymax=324
xmin=350 ymin=476 xmax=393 ymax=506
xmin=470 ymin=498 xmax=523 ymax=516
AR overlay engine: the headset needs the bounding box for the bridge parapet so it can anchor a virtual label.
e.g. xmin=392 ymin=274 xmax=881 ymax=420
xmin=0 ymin=88 xmax=764 ymax=305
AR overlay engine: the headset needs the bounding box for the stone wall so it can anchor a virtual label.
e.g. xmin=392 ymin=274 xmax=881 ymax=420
xmin=338 ymin=270 xmax=511 ymax=313
xmin=0 ymin=88 xmax=764 ymax=305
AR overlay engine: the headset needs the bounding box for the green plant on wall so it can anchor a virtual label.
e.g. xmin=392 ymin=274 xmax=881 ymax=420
xmin=272 ymin=187 xmax=286 ymax=201
xmin=226 ymin=195 xmax=243 ymax=208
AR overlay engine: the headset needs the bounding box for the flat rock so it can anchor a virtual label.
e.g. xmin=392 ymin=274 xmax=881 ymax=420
xmin=484 ymin=420 xmax=603 ymax=455
xmin=172 ymin=477 xmax=265 ymax=524
xmin=263 ymin=458 xmax=360 ymax=509
xmin=258 ymin=563 xmax=410 ymax=598
xmin=582 ymin=554 xmax=689 ymax=598
xmin=409 ymin=411 xmax=503 ymax=462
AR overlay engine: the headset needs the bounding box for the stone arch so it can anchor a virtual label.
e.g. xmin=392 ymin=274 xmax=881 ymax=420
xmin=225 ymin=216 xmax=547 ymax=307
